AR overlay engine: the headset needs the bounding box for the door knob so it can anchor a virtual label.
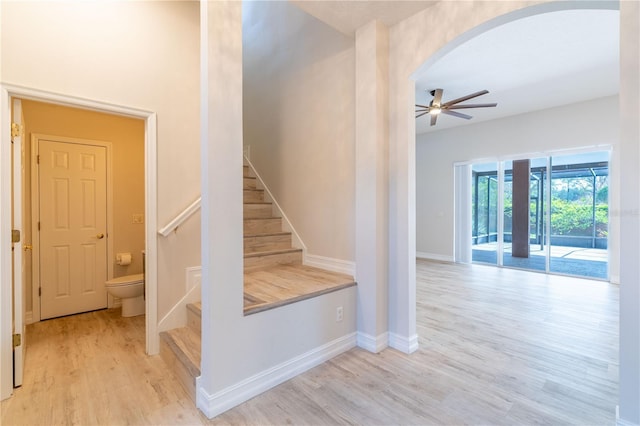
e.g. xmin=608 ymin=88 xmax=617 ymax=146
xmin=96 ymin=233 xmax=105 ymax=239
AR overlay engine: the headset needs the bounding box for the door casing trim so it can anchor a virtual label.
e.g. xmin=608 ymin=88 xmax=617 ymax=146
xmin=1 ymin=83 xmax=159 ymax=400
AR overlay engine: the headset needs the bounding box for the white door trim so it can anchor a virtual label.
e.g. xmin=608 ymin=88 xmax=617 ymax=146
xmin=31 ymin=134 xmax=114 ymax=321
xmin=0 ymin=84 xmax=159 ymax=400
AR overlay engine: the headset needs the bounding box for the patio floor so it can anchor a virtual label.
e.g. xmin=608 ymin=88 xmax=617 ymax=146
xmin=472 ymin=242 xmax=608 ymax=280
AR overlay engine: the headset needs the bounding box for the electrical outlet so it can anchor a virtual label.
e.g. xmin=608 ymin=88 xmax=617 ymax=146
xmin=336 ymin=306 xmax=343 ymax=322
xmin=132 ymin=214 xmax=144 ymax=224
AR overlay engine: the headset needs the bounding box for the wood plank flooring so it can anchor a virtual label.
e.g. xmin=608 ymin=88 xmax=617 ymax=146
xmin=244 ymin=264 xmax=357 ymax=315
xmin=1 ymin=260 xmax=619 ymax=425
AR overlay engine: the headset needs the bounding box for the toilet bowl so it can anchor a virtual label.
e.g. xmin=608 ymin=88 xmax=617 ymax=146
xmin=105 ymin=273 xmax=145 ymax=317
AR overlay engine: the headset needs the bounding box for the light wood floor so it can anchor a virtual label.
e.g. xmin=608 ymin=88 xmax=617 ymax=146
xmin=2 ymin=260 xmax=618 ymax=425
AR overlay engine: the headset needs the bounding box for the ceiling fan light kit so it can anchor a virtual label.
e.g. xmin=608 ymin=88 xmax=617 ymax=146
xmin=415 ymin=88 xmax=497 ymax=126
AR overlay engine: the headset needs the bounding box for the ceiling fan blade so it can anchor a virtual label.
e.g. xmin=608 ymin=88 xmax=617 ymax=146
xmin=415 ymin=104 xmax=431 ymax=109
xmin=430 ymin=113 xmax=438 ymax=126
xmin=416 ymin=110 xmax=431 ymax=119
xmin=432 ymin=88 xmax=443 ymax=106
xmin=441 ymin=110 xmax=472 ymax=120
xmin=442 ymin=90 xmax=489 ymax=107
xmin=447 ymin=103 xmax=497 ymax=109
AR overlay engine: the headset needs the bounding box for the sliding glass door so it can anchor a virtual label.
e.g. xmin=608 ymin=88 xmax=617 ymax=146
xmin=549 ymin=153 xmax=609 ymax=278
xmin=471 ymin=162 xmax=498 ymax=265
xmin=468 ymin=151 xmax=609 ymax=280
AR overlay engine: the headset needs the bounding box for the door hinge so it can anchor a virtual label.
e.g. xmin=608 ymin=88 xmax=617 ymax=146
xmin=13 ymin=333 xmax=21 ymax=348
xmin=37 ymin=155 xmax=40 ymax=164
xmin=38 ymin=222 xmax=40 ymax=231
xmin=38 ymin=287 xmax=41 ymax=297
xmin=11 ymin=123 xmax=23 ymax=138
xmin=11 ymin=229 xmax=21 ymax=243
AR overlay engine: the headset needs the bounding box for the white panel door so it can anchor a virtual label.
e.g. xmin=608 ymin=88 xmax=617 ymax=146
xmin=39 ymin=140 xmax=107 ymax=320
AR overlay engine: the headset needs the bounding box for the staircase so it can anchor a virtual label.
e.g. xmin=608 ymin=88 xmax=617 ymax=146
xmin=159 ymin=164 xmax=355 ymax=402
xmin=242 ymin=165 xmax=303 ymax=272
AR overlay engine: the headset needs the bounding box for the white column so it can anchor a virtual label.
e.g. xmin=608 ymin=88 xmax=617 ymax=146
xmin=618 ymin=1 xmax=640 ymax=424
xmin=197 ymin=0 xmax=244 ymax=409
xmin=355 ymin=20 xmax=389 ymax=353
xmin=454 ymin=164 xmax=472 ymax=263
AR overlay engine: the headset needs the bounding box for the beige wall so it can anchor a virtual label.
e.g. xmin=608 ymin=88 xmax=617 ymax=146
xmin=21 ymin=100 xmax=145 ymax=315
xmin=1 ymin=1 xmax=201 ymax=320
xmin=243 ymin=1 xmax=355 ymax=262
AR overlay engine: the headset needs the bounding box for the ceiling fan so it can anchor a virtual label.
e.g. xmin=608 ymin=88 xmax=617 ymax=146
xmin=415 ymin=88 xmax=497 ymax=126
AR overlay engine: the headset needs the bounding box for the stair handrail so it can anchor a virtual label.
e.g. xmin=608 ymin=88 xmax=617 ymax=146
xmin=158 ymin=197 xmax=201 ymax=237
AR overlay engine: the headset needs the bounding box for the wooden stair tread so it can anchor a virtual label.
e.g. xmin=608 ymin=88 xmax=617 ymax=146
xmin=244 ymin=231 xmax=291 ymax=238
xmin=160 ymin=327 xmax=201 ymax=376
xmin=244 ymin=248 xmax=302 ymax=258
xmin=243 ymin=264 xmax=356 ymax=315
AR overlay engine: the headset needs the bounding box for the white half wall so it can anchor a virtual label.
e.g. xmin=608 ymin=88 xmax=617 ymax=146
xmin=416 ymin=96 xmax=620 ymax=277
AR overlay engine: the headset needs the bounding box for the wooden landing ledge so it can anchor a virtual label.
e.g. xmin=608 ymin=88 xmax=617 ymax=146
xmin=244 ymin=264 xmax=356 ymax=315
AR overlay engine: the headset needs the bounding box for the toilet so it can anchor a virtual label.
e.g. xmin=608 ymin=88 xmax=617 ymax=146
xmin=105 ymin=273 xmax=145 ymax=317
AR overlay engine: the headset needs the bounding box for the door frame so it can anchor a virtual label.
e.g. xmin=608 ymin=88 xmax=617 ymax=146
xmin=0 ymin=84 xmax=159 ymax=400
xmin=31 ymin=135 xmax=114 ymax=321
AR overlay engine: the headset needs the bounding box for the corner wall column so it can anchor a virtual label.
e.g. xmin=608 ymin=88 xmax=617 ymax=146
xmin=198 ymin=0 xmax=244 ymax=414
xmin=355 ymin=20 xmax=389 ymax=353
xmin=618 ymin=1 xmax=640 ymax=424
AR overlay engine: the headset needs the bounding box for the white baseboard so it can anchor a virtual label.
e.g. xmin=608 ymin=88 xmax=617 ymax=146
xmin=356 ymin=331 xmax=388 ymax=353
xmin=304 ymin=254 xmax=356 ymax=276
xmin=197 ymin=332 xmax=357 ymax=419
xmin=416 ymin=251 xmax=455 ymax=262
xmin=617 ymin=406 xmax=640 ymax=426
xmin=388 ymin=332 xmax=419 ymax=354
xmin=158 ymin=267 xmax=201 ymax=332
xmin=610 ymin=274 xmax=620 ymax=285
xmin=25 ymin=311 xmax=33 ymax=325
xmin=416 ymin=252 xmax=454 ymax=262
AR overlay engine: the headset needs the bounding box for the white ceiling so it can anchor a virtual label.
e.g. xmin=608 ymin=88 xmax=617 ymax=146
xmin=290 ymin=0 xmax=438 ymax=35
xmin=289 ymin=3 xmax=619 ymax=135
xmin=415 ymin=9 xmax=620 ymax=133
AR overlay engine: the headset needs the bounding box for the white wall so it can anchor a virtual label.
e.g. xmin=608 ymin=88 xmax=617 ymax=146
xmin=242 ymin=0 xmax=355 ymax=262
xmin=416 ymin=96 xmax=620 ymax=278
xmin=0 ymin=1 xmax=201 ymax=320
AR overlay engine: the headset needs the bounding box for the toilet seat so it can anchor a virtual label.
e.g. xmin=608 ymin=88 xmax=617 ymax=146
xmin=105 ymin=273 xmax=144 ymax=287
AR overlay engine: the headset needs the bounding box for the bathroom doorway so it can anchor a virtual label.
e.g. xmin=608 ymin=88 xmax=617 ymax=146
xmin=22 ymin=100 xmax=146 ymax=322
xmin=1 ymin=85 xmax=160 ymax=397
